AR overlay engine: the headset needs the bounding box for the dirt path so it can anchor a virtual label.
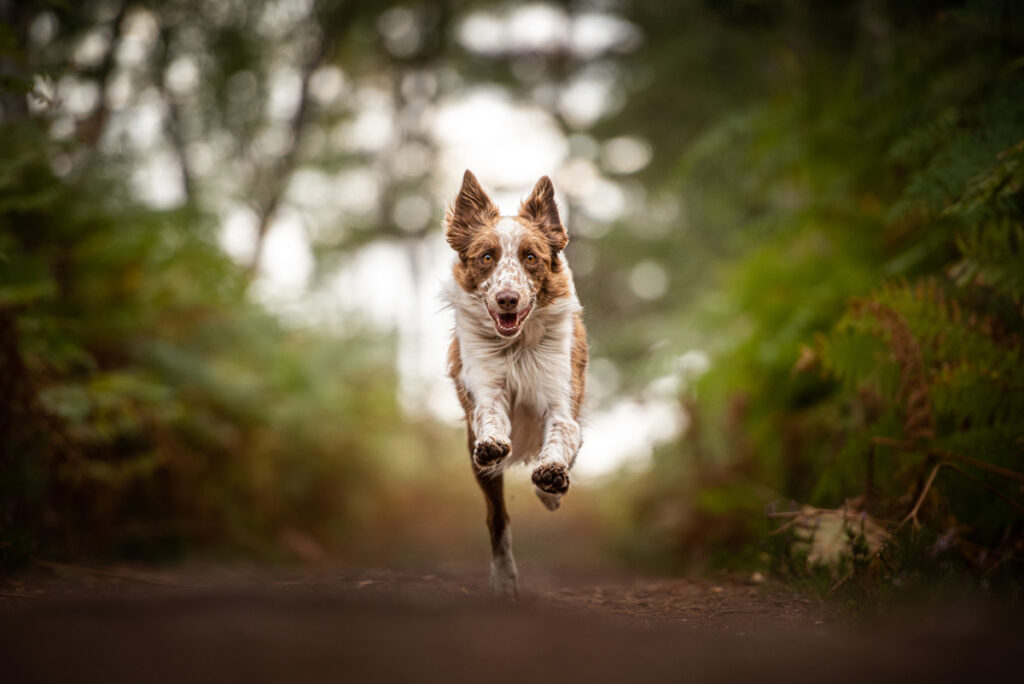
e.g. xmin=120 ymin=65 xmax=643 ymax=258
xmin=0 ymin=563 xmax=1018 ymax=683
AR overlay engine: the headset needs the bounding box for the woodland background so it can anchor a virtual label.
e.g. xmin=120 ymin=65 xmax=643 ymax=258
xmin=1 ymin=0 xmax=1022 ymax=604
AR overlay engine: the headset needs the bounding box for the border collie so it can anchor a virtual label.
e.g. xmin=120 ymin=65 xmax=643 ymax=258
xmin=444 ymin=170 xmax=588 ymax=598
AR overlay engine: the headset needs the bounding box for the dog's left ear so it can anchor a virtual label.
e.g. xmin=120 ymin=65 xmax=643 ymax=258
xmin=519 ymin=175 xmax=568 ymax=254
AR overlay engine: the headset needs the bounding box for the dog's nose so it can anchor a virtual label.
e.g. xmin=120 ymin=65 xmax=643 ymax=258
xmin=496 ymin=290 xmax=519 ymax=312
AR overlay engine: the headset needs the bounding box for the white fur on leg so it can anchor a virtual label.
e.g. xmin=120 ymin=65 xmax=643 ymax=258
xmin=472 ymin=390 xmax=512 ymax=448
xmin=490 ymin=526 xmax=518 ymax=599
xmin=538 ymin=409 xmax=582 ymax=469
xmin=534 ymin=486 xmax=562 ymax=511
xmin=490 ymin=557 xmax=518 ymax=599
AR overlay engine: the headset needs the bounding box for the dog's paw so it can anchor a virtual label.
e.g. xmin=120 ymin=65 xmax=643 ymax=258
xmin=490 ymin=561 xmax=518 ymax=601
xmin=531 ymin=462 xmax=570 ymax=494
xmin=474 ymin=438 xmax=510 ymax=467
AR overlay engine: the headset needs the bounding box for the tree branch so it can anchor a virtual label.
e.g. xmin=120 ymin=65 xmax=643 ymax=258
xmin=156 ymin=24 xmax=194 ymax=204
xmin=872 ymin=436 xmax=1024 ymax=485
xmin=247 ymin=9 xmax=342 ymax=280
xmin=901 ymin=461 xmax=1024 ymax=528
xmin=76 ymin=1 xmax=129 ymax=148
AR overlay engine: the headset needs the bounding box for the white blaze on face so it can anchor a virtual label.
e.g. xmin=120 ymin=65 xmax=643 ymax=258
xmin=483 ymin=217 xmax=533 ymax=312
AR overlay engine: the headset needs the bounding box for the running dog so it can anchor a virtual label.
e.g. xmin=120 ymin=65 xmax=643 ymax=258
xmin=444 ymin=170 xmax=587 ymax=598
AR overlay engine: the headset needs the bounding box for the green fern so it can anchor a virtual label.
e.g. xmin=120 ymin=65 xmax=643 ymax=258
xmin=953 ymin=221 xmax=1024 ymax=301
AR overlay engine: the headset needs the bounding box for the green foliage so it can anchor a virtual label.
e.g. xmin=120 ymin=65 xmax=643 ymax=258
xmin=4 ymin=0 xmax=1023 ymax=598
xmin=2 ymin=0 xmax=528 ymax=571
xmin=615 ymin=0 xmax=1024 ymax=595
xmin=0 ymin=115 xmax=457 ymax=567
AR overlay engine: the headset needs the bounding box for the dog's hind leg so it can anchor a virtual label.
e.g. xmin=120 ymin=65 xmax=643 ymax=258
xmin=474 ymin=466 xmax=518 ymax=599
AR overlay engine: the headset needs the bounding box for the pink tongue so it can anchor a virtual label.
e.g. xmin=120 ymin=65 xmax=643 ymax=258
xmin=499 ymin=313 xmax=517 ymax=327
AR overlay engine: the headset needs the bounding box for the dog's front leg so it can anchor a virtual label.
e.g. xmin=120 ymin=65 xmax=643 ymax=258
xmin=471 ymin=386 xmax=512 ymax=468
xmin=532 ymin=403 xmax=581 ymax=508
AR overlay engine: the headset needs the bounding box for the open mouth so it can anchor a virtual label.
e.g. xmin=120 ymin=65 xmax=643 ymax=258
xmin=488 ymin=301 xmax=533 ymax=337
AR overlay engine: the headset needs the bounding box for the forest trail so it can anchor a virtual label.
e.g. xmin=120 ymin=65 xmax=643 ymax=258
xmin=0 ymin=564 xmax=1018 ymax=683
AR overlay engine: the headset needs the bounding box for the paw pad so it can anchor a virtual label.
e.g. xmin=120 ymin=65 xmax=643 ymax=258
xmin=532 ymin=463 xmax=570 ymax=494
xmin=474 ymin=439 xmax=510 ymax=466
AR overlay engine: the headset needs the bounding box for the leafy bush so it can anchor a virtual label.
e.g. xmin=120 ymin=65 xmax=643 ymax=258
xmin=0 ymin=118 xmax=462 ymax=568
xmin=620 ymin=1 xmax=1024 ymax=594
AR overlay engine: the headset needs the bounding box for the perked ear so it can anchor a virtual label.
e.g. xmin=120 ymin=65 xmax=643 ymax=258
xmin=445 ymin=170 xmax=499 ymax=254
xmin=518 ymin=175 xmax=568 ymax=253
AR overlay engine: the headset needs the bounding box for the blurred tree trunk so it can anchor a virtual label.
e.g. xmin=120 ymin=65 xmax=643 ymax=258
xmin=246 ymin=0 xmax=358 ymax=281
xmin=74 ymin=2 xmax=127 ymax=148
xmin=155 ymin=24 xmax=195 ymax=204
xmin=0 ymin=0 xmax=32 ymax=123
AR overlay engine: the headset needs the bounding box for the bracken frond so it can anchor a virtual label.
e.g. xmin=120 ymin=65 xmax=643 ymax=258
xmin=848 ymin=298 xmax=934 ymax=442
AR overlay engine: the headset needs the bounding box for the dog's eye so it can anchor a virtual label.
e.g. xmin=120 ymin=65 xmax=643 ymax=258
xmin=482 ymin=253 xmax=493 ymax=263
xmin=525 ymin=253 xmax=536 ymax=263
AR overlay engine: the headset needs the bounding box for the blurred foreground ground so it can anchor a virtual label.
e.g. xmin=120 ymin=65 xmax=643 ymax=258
xmin=1 ymin=563 xmax=1019 ymax=683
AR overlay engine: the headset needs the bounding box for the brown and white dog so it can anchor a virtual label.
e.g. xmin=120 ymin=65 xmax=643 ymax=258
xmin=444 ymin=170 xmax=588 ymax=598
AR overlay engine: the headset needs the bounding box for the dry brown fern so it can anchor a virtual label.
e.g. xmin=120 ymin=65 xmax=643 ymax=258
xmin=849 ymin=298 xmax=935 ymax=443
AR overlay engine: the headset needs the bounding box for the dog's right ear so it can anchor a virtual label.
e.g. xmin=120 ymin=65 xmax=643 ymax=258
xmin=445 ymin=170 xmax=499 ymax=255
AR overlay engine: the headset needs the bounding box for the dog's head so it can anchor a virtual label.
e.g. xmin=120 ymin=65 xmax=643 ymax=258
xmin=445 ymin=170 xmax=571 ymax=338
